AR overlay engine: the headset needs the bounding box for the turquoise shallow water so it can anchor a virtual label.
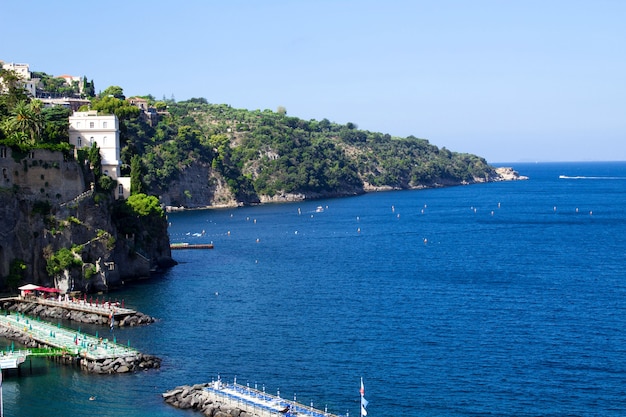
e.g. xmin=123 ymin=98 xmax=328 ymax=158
xmin=4 ymin=162 xmax=626 ymax=416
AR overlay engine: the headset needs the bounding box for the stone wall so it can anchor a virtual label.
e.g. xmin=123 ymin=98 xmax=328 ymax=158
xmin=0 ymin=148 xmax=86 ymax=203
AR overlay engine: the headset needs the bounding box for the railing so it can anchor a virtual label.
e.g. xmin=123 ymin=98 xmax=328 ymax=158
xmin=0 ymin=312 xmax=138 ymax=360
xmin=59 ymin=189 xmax=94 ymax=208
xmin=28 ymin=297 xmax=135 ymax=316
xmin=206 ymin=382 xmax=339 ymax=417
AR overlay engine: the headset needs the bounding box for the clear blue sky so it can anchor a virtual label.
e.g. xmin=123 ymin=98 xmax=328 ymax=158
xmin=3 ymin=0 xmax=624 ymax=163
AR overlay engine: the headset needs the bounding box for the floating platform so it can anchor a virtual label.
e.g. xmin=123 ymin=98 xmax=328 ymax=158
xmin=170 ymin=243 xmax=214 ymax=250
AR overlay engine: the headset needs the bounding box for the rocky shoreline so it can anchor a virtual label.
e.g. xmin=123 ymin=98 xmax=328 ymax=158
xmin=0 ymin=299 xmax=156 ymax=327
xmin=163 ymin=384 xmax=241 ymax=417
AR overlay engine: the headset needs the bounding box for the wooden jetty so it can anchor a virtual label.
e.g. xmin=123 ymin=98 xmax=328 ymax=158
xmin=170 ymin=242 xmax=214 ymax=250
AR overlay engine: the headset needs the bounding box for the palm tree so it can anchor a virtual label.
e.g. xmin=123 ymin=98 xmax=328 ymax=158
xmin=7 ymin=100 xmax=44 ymax=144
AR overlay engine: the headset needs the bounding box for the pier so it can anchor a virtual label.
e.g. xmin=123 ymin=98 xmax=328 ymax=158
xmin=9 ymin=296 xmax=136 ymax=319
xmin=164 ymin=379 xmax=343 ymax=417
xmin=0 ymin=312 xmax=137 ymax=361
xmin=207 ymin=381 xmax=339 ymax=417
xmin=0 ymin=311 xmax=161 ymax=373
xmin=170 ymin=242 xmax=214 ymax=250
xmin=0 ymin=350 xmax=28 ymax=370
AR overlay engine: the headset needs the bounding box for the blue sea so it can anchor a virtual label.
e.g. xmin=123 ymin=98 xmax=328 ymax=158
xmin=4 ymin=162 xmax=626 ymax=416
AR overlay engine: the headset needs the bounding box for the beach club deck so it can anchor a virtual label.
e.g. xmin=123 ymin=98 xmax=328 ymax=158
xmin=10 ymin=295 xmax=136 ymax=319
xmin=205 ymin=380 xmax=341 ymax=417
xmin=0 ymin=312 xmax=138 ymax=361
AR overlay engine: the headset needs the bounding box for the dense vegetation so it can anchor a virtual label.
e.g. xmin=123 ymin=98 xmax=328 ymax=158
xmin=122 ymin=97 xmax=494 ymax=202
xmin=1 ymin=67 xmax=495 ymax=206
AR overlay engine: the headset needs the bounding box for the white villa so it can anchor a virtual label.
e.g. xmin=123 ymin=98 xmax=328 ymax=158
xmin=0 ymin=61 xmax=38 ymax=97
xmin=68 ymin=111 xmax=130 ymax=199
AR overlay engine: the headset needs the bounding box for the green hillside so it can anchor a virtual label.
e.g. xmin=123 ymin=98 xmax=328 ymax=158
xmin=0 ymin=70 xmax=496 ymax=205
xmin=121 ymin=96 xmax=494 ymax=203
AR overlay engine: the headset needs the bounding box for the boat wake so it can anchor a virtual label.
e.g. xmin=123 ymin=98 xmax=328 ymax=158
xmin=559 ymin=175 xmax=626 ymax=180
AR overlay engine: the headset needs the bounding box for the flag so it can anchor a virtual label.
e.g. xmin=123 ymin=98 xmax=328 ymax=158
xmin=360 ymin=378 xmax=368 ymax=417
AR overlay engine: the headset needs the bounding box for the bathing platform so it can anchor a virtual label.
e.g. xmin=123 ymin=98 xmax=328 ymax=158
xmin=206 ymin=380 xmax=341 ymax=417
xmin=0 ymin=312 xmax=138 ymax=361
xmin=9 ymin=296 xmax=136 ymax=318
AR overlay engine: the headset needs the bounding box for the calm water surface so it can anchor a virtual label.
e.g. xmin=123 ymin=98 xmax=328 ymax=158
xmin=4 ymin=162 xmax=626 ymax=416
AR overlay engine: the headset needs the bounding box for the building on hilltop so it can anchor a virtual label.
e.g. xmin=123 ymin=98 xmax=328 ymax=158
xmin=56 ymin=74 xmax=83 ymax=93
xmin=127 ymin=97 xmax=159 ymax=126
xmin=68 ymin=111 xmax=130 ymax=199
xmin=0 ymin=61 xmax=38 ymax=97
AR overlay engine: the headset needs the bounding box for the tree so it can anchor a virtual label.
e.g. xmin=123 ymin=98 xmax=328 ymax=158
xmin=46 ymin=248 xmax=82 ymax=277
xmin=41 ymin=106 xmax=71 ymax=144
xmin=6 ymin=259 xmax=26 ymax=291
xmin=83 ymin=77 xmax=95 ymax=97
xmin=126 ymin=193 xmax=163 ymax=217
xmin=0 ymin=69 xmax=29 ymax=112
xmin=2 ymin=100 xmax=44 ymax=145
xmin=130 ymin=154 xmax=143 ymax=194
xmin=101 ymin=85 xmax=125 ymax=100
xmin=88 ymin=142 xmax=102 ymax=176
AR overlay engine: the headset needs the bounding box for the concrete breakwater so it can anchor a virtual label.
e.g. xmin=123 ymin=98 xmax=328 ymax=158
xmin=0 ymin=313 xmax=161 ymax=374
xmin=0 ymin=299 xmax=156 ymax=327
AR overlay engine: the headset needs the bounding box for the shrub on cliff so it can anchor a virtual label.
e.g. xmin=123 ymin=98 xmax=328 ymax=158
xmin=126 ymin=194 xmax=163 ymax=217
xmin=112 ymin=193 xmax=164 ymax=236
xmin=46 ymin=247 xmax=83 ymax=277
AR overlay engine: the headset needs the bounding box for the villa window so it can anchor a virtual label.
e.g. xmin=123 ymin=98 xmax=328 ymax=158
xmin=90 ymin=137 xmax=95 ymax=145
xmin=103 ymin=122 xmax=107 ymax=128
xmin=77 ymin=137 xmax=82 ymax=147
xmin=118 ymin=184 xmax=124 ymax=197
xmin=90 ymin=122 xmax=94 ymax=128
xmin=0 ymin=147 xmax=6 ymax=158
xmin=102 ymin=136 xmax=107 ymax=146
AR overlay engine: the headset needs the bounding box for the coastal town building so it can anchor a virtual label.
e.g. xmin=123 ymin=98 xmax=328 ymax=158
xmin=0 ymin=61 xmax=38 ymax=97
xmin=68 ymin=111 xmax=130 ymax=199
xmin=128 ymin=96 xmax=160 ymax=126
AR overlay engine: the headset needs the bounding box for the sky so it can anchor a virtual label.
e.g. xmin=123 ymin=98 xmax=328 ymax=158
xmin=2 ymin=0 xmax=624 ymax=163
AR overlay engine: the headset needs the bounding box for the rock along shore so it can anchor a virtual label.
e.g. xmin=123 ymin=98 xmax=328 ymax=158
xmin=0 ymin=299 xmax=156 ymax=327
xmin=163 ymin=384 xmax=240 ymax=417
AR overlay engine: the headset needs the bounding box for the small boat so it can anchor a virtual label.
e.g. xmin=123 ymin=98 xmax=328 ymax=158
xmin=315 ymin=206 xmax=324 ymax=213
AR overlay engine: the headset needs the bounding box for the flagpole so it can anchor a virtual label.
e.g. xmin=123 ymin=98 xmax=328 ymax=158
xmin=1 ymin=369 xmax=4 ymax=417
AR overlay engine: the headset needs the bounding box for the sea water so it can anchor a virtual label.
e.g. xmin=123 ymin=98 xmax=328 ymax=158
xmin=4 ymin=162 xmax=626 ymax=416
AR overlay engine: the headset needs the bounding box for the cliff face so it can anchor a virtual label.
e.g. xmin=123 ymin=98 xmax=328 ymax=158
xmin=0 ymin=148 xmax=174 ymax=292
xmin=155 ymin=161 xmax=525 ymax=208
xmin=157 ymin=162 xmax=240 ymax=209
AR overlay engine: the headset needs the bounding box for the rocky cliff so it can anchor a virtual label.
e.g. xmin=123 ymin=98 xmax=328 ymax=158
xmin=158 ymin=161 xmax=527 ymax=209
xmin=0 ymin=147 xmax=175 ymax=292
